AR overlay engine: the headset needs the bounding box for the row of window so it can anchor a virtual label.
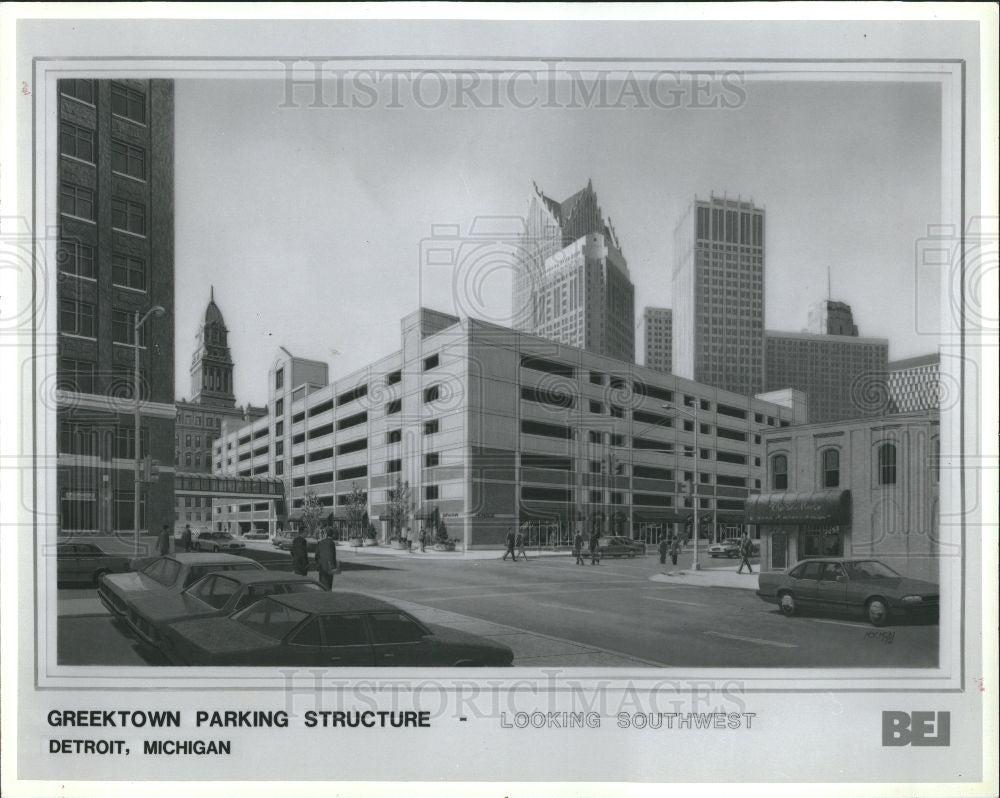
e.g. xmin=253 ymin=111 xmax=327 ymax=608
xmin=60 ymin=181 xmax=147 ymax=236
xmin=59 ymin=422 xmax=148 ymax=459
xmin=769 ymin=441 xmax=938 ymax=491
xmin=59 ymin=300 xmax=153 ymax=346
xmin=61 ymin=121 xmax=147 ymax=180
xmin=61 ymin=79 xmax=147 ymax=125
xmin=59 ymin=239 xmax=147 ymax=291
xmin=58 ymin=358 xmax=149 ymax=398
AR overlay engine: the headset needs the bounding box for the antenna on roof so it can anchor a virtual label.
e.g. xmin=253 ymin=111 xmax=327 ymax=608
xmin=210 ymin=285 xmax=214 ymax=302
xmin=827 ymin=266 xmax=832 ymax=301
xmin=279 ymin=345 xmax=293 ymax=358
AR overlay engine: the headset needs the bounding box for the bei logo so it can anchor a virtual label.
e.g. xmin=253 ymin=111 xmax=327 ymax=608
xmin=882 ymin=711 xmax=951 ymax=746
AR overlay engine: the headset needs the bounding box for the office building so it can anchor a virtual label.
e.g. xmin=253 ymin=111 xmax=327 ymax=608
xmin=513 ymin=180 xmax=635 ymax=362
xmin=887 ymin=353 xmax=940 ymax=413
xmin=672 ymin=195 xmax=765 ymax=397
xmin=641 ymin=307 xmax=673 ymax=374
xmin=214 ymin=308 xmax=805 ymax=548
xmin=764 ymin=330 xmax=889 ymax=423
xmin=56 ymin=79 xmax=175 ymax=539
xmin=748 ymin=411 xmax=939 ymax=582
xmin=807 ymin=299 xmax=859 ymax=337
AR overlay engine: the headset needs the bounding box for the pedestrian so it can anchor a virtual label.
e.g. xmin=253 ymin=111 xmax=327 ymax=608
xmin=515 ymin=529 xmax=527 ymax=561
xmin=157 ymin=524 xmax=172 ymax=556
xmin=737 ymin=535 xmax=754 ymax=574
xmin=670 ymin=537 xmax=680 ymax=567
xmin=573 ymin=529 xmax=585 ymax=565
xmin=181 ymin=524 xmax=193 ymax=553
xmin=502 ymin=527 xmax=516 ymax=561
xmin=589 ymin=531 xmax=601 ymax=565
xmin=419 ymin=527 xmax=427 ymax=553
xmin=404 ymin=526 xmax=412 ymax=552
xmin=658 ymin=535 xmax=668 ymax=565
xmin=315 ymin=527 xmax=339 ymax=590
xmin=290 ymin=531 xmax=309 ymax=576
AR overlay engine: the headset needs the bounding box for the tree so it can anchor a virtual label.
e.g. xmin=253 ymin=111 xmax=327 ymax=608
xmin=301 ymin=490 xmax=324 ymax=538
xmin=386 ymin=479 xmax=410 ymax=540
xmin=345 ymin=482 xmax=368 ymax=540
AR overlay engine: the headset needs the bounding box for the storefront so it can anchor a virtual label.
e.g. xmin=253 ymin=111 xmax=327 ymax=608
xmin=745 ymin=490 xmax=852 ymax=573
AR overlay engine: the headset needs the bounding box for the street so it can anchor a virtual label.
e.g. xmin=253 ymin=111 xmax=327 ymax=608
xmin=57 ymin=546 xmax=938 ymax=668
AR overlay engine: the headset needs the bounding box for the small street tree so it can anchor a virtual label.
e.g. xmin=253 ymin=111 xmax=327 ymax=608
xmin=386 ymin=478 xmax=410 ymax=540
xmin=301 ymin=490 xmax=324 ymax=538
xmin=345 ymin=482 xmax=368 ymax=540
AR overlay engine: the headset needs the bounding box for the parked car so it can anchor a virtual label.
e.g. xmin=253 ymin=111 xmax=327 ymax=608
xmin=160 ymin=591 xmax=515 ymax=667
xmin=275 ymin=534 xmax=319 ymax=552
xmin=124 ymin=570 xmax=324 ymax=648
xmin=596 ymin=536 xmax=646 ymax=558
xmin=194 ymin=531 xmax=246 ymax=553
xmin=757 ymin=557 xmax=939 ymax=627
xmin=56 ymin=542 xmax=131 ymax=586
xmin=97 ymin=553 xmax=264 ymax=618
xmin=242 ymin=530 xmax=269 ymax=541
xmin=707 ymin=538 xmax=760 ymax=558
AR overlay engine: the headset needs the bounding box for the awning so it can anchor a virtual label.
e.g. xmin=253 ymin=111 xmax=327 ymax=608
xmin=745 ymin=490 xmax=851 ymax=525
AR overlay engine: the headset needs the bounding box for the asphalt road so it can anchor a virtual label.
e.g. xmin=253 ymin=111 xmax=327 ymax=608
xmin=57 ymin=547 xmax=938 ymax=668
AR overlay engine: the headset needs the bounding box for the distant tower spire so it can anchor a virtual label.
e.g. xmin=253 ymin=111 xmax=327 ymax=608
xmin=827 ymin=266 xmax=831 ymax=301
xmin=210 ymin=284 xmax=214 ymax=302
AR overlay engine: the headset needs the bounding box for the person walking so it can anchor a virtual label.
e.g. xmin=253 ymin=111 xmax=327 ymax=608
xmin=181 ymin=524 xmax=193 ymax=553
xmin=658 ymin=535 xmax=668 ymax=565
xmin=737 ymin=534 xmax=754 ymax=574
xmin=502 ymin=527 xmax=516 ymax=561
xmin=589 ymin=531 xmax=601 ymax=565
xmin=669 ymin=537 xmax=680 ymax=567
xmin=515 ymin=528 xmax=527 ymax=561
xmin=157 ymin=525 xmax=172 ymax=556
xmin=315 ymin=527 xmax=339 ymax=590
xmin=290 ymin=531 xmax=309 ymax=576
xmin=573 ymin=529 xmax=585 ymax=565
xmin=419 ymin=527 xmax=427 ymax=553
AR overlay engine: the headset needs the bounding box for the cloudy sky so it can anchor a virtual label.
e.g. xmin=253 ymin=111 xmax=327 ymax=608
xmin=173 ymin=74 xmax=942 ymax=406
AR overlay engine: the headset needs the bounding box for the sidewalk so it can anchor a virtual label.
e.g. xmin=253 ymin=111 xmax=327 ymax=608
xmin=649 ymin=566 xmax=760 ymax=591
xmin=244 ymin=540 xmax=569 ymax=561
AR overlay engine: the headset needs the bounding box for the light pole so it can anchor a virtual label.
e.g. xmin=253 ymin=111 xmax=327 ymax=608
xmin=664 ymin=402 xmax=701 ymax=570
xmin=133 ymin=305 xmax=165 ymax=557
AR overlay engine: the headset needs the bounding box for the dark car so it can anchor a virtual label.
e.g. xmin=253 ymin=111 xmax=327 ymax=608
xmin=597 ymin=536 xmax=646 ymax=558
xmin=160 ymin=591 xmax=515 ymax=667
xmin=57 ymin=542 xmax=131 ymax=586
xmin=757 ymin=558 xmax=939 ymax=627
xmin=98 ymin=553 xmax=265 ymax=618
xmin=194 ymin=531 xmax=246 ymax=553
xmin=275 ymin=534 xmax=318 ymax=553
xmin=124 ymin=570 xmax=324 ymax=648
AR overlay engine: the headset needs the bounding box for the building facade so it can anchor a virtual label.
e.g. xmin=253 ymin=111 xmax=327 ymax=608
xmin=747 ymin=412 xmax=939 ymax=582
xmin=214 ymin=308 xmax=805 ymax=548
xmin=641 ymin=306 xmax=673 ymax=374
xmin=672 ymin=195 xmax=765 ymax=397
xmin=807 ymin=299 xmax=859 ymax=336
xmin=764 ymin=330 xmax=889 ymax=423
xmin=513 ymin=180 xmax=635 ymax=362
xmin=56 ymin=78 xmax=175 ymax=541
xmin=887 ymin=353 xmax=940 ymax=414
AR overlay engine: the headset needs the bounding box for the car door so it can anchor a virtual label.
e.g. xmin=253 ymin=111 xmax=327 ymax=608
xmin=56 ymin=545 xmax=76 ymax=581
xmin=366 ymin=612 xmax=432 ymax=666
xmin=789 ymin=561 xmax=823 ymax=607
xmin=815 ymin=563 xmax=848 ymax=612
xmin=318 ymin=613 xmax=375 ymax=666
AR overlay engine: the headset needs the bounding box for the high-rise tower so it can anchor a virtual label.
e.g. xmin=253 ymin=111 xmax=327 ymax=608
xmin=190 ymin=286 xmax=236 ymax=408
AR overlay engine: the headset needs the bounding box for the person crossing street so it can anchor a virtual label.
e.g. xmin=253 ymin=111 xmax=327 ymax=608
xmin=515 ymin=528 xmax=528 ymax=561
xmin=573 ymin=529 xmax=585 ymax=565
xmin=737 ymin=534 xmax=755 ymax=574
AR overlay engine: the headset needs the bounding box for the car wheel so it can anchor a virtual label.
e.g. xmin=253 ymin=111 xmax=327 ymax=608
xmin=866 ymin=598 xmax=890 ymax=627
xmin=92 ymin=569 xmax=110 ymax=587
xmin=778 ymin=591 xmax=797 ymax=617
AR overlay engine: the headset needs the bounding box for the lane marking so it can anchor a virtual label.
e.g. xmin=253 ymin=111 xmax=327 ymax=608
xmin=806 ymin=618 xmax=873 ymax=630
xmin=645 ymin=596 xmax=702 ymax=608
xmin=704 ymin=630 xmax=798 ymax=648
xmin=419 ymin=583 xmax=657 ymax=602
xmin=536 ymin=602 xmax=596 ymax=615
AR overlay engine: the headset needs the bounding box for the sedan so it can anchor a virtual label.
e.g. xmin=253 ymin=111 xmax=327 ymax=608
xmin=160 ymin=591 xmax=515 ymax=667
xmin=275 ymin=534 xmax=319 ymax=553
xmin=757 ymin=558 xmax=939 ymax=627
xmin=707 ymin=538 xmax=742 ymax=558
xmin=597 ymin=536 xmax=646 ymax=558
xmin=124 ymin=570 xmax=324 ymax=648
xmin=98 ymin=553 xmax=264 ymax=618
xmin=194 ymin=531 xmax=246 ymax=552
xmin=56 ymin=542 xmax=130 ymax=586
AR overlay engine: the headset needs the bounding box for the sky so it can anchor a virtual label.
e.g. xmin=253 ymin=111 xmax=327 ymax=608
xmin=173 ymin=75 xmax=942 ymax=406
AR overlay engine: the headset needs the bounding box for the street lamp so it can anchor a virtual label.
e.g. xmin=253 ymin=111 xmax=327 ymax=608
xmin=663 ymin=402 xmax=701 ymax=571
xmin=133 ymin=305 xmax=165 ymax=557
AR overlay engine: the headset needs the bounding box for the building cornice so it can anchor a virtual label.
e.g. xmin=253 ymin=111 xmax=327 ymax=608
xmin=56 ymin=391 xmax=176 ymax=419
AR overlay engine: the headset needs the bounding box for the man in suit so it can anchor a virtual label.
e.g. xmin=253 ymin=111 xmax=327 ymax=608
xmin=315 ymin=527 xmax=339 ymax=590
xmin=157 ymin=525 xmax=172 ymax=556
xmin=290 ymin=531 xmax=309 ymax=576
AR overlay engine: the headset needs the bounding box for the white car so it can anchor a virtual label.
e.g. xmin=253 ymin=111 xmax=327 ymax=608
xmin=194 ymin=531 xmax=246 ymax=552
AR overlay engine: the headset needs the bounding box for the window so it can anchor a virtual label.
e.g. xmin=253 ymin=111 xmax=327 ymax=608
xmin=520 ymin=419 xmax=572 ymax=440
xmin=521 ymin=385 xmax=574 ymax=410
xmin=59 ymin=358 xmax=95 ymax=393
xmin=336 ymin=438 xmax=366 ymax=456
xmin=822 ymin=449 xmax=840 ymax=488
xmin=368 ymin=612 xmax=426 ymax=644
xmin=111 ymin=82 xmax=146 ymax=123
xmin=60 ymin=182 xmax=94 ymax=221
xmin=320 ymin=614 xmax=369 ymax=646
xmin=60 ymin=122 xmax=94 ymax=162
xmin=275 ymin=420 xmax=283 ymax=437
xmin=610 ymin=405 xmax=624 ymax=419
xmin=275 ymin=368 xmax=284 ymax=390
xmin=386 ymin=429 xmax=402 ymax=444
xmin=878 ymin=443 xmax=897 ymax=486
xmin=424 ymin=485 xmax=439 ymax=500
xmin=589 ymin=400 xmax=603 ymax=414
xmin=111 ymin=253 xmax=146 ymax=291
xmin=771 ymin=454 xmax=788 ymax=490
xmin=386 ymin=370 xmax=402 ymax=386
xmin=111 ymin=140 xmax=146 ymax=180
xmin=111 ymin=198 xmax=145 ymax=235
xmin=385 ymin=398 xmax=402 ymax=415
xmin=423 ymin=385 xmax=440 ymax=403
xmin=113 ymin=426 xmax=148 ymax=460
xmin=424 ymin=452 xmax=439 ymax=468
xmin=932 ymin=438 xmax=940 ymax=484
xmin=61 ymin=79 xmax=95 ymax=104
xmin=423 ymin=420 xmax=439 ymax=436
xmin=111 ymin=309 xmax=147 ymax=347
xmin=59 ymin=422 xmax=97 ymax=455
xmin=386 ymin=459 xmax=402 ymax=473
xmin=58 ymin=239 xmax=96 ymax=280
xmin=337 ymin=411 xmax=367 ymax=432
xmin=275 ymin=398 xmax=284 ymax=417
xmin=59 ymin=299 xmax=96 ymax=338
xmin=588 ymin=431 xmax=602 ymax=444
xmin=423 ymin=353 xmax=439 ymax=371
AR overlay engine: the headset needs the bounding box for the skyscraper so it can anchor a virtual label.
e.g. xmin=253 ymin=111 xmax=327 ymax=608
xmin=56 ymin=79 xmax=175 ymax=538
xmin=642 ymin=306 xmax=673 ymax=373
xmin=672 ymin=195 xmax=765 ymax=396
xmin=807 ymin=299 xmax=859 ymax=336
xmin=513 ymin=180 xmax=635 ymax=362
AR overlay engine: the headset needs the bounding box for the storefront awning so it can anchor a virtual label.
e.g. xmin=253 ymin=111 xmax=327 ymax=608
xmin=745 ymin=490 xmax=851 ymax=525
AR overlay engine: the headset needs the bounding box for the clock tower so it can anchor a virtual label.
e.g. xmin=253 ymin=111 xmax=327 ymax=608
xmin=190 ymin=286 xmax=236 ymax=408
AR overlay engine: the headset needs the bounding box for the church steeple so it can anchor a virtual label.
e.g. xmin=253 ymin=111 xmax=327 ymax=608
xmin=190 ymin=287 xmax=236 ymax=408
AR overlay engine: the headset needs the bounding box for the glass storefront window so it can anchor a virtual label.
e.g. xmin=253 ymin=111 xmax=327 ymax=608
xmin=799 ymin=525 xmax=843 ymax=558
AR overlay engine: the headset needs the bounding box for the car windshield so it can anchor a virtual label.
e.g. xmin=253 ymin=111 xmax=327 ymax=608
xmin=843 ymin=561 xmax=900 ymax=580
xmin=141 ymin=558 xmax=181 ymax=587
xmin=233 ymin=598 xmax=309 ymax=640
